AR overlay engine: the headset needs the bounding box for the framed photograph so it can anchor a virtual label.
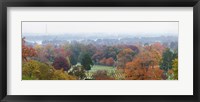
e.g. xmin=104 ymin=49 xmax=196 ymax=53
xmin=0 ymin=0 xmax=199 ymax=102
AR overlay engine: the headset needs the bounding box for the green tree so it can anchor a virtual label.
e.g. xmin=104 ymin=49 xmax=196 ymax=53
xmin=173 ymin=49 xmax=178 ymax=59
xmin=70 ymin=54 xmax=78 ymax=65
xmin=81 ymin=53 xmax=93 ymax=71
xmin=160 ymin=48 xmax=174 ymax=72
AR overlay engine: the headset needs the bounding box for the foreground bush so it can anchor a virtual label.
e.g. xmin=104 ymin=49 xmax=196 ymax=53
xmin=22 ymin=60 xmax=76 ymax=80
xmin=92 ymin=70 xmax=114 ymax=80
xmin=68 ymin=65 xmax=86 ymax=80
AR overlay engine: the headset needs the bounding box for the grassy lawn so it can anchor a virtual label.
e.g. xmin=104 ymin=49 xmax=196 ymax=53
xmin=87 ymin=65 xmax=125 ymax=79
xmin=76 ymin=63 xmax=116 ymax=72
xmin=90 ymin=65 xmax=116 ymax=72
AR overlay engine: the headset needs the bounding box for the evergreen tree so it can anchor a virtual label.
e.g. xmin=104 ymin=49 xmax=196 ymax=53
xmin=70 ymin=54 xmax=77 ymax=65
xmin=81 ymin=53 xmax=94 ymax=71
xmin=160 ymin=48 xmax=174 ymax=72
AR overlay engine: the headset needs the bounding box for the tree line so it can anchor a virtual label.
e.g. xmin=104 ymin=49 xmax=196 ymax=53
xmin=22 ymin=37 xmax=178 ymax=80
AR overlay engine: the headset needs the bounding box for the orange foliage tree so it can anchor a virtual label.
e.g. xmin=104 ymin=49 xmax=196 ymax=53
xmin=124 ymin=57 xmax=164 ymax=80
xmin=105 ymin=57 xmax=115 ymax=66
xmin=99 ymin=58 xmax=106 ymax=65
xmin=124 ymin=43 xmax=165 ymax=80
xmin=117 ymin=48 xmax=135 ymax=71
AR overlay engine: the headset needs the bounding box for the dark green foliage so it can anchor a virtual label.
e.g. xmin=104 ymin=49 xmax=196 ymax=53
xmin=103 ymin=46 xmax=118 ymax=59
xmin=160 ymin=48 xmax=174 ymax=72
xmin=144 ymin=43 xmax=149 ymax=46
xmin=173 ymin=49 xmax=178 ymax=59
xmin=70 ymin=54 xmax=78 ymax=65
xmin=85 ymin=44 xmax=97 ymax=57
xmin=69 ymin=42 xmax=83 ymax=64
xmin=81 ymin=53 xmax=94 ymax=71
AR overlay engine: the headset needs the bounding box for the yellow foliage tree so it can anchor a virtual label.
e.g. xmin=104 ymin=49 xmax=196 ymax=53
xmin=172 ymin=58 xmax=178 ymax=80
xmin=22 ymin=60 xmax=76 ymax=80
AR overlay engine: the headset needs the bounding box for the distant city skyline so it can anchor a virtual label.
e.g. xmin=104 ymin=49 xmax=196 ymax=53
xmin=22 ymin=22 xmax=178 ymax=37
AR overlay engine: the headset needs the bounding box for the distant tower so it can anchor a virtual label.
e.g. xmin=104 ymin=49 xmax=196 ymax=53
xmin=117 ymin=34 xmax=120 ymax=40
xmin=45 ymin=24 xmax=48 ymax=34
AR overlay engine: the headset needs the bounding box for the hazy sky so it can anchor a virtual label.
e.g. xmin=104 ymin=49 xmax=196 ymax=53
xmin=22 ymin=22 xmax=178 ymax=36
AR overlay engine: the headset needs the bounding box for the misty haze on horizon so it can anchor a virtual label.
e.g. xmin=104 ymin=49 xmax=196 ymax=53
xmin=22 ymin=22 xmax=178 ymax=45
xmin=22 ymin=22 xmax=178 ymax=37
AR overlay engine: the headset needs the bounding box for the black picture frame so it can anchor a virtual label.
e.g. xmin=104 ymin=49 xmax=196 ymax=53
xmin=0 ymin=0 xmax=199 ymax=102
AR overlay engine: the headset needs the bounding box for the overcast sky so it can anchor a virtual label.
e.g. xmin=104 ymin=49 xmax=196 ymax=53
xmin=22 ymin=22 xmax=178 ymax=36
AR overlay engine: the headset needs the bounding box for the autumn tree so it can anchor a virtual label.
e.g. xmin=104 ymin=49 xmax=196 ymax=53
xmin=140 ymin=45 xmax=162 ymax=69
xmin=92 ymin=51 xmax=104 ymax=64
xmin=124 ymin=58 xmax=146 ymax=80
xmin=92 ymin=46 xmax=119 ymax=65
xmin=144 ymin=67 xmax=164 ymax=80
xmin=52 ymin=56 xmax=70 ymax=71
xmin=151 ymin=42 xmax=166 ymax=54
xmin=123 ymin=44 xmax=164 ymax=80
xmin=172 ymin=58 xmax=178 ymax=80
xmin=54 ymin=47 xmax=71 ymax=58
xmin=99 ymin=57 xmax=115 ymax=66
xmin=51 ymin=69 xmax=76 ymax=80
xmin=123 ymin=44 xmax=162 ymax=79
xmin=22 ymin=37 xmax=37 ymax=61
xmin=117 ymin=48 xmax=135 ymax=70
xmin=99 ymin=58 xmax=106 ymax=65
xmin=125 ymin=45 xmax=139 ymax=54
xmin=22 ymin=60 xmax=41 ymax=79
xmin=105 ymin=57 xmax=115 ymax=66
xmin=44 ymin=44 xmax=55 ymax=62
xmin=22 ymin=60 xmax=77 ymax=80
xmin=124 ymin=57 xmax=164 ymax=80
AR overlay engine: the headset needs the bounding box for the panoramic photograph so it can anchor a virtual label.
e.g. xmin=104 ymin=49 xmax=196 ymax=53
xmin=22 ymin=21 xmax=178 ymax=80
